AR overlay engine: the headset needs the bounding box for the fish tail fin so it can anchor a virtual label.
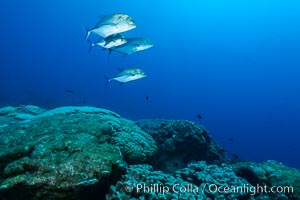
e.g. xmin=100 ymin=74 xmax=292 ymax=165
xmin=87 ymin=39 xmax=95 ymax=53
xmin=82 ymin=24 xmax=90 ymax=43
xmin=104 ymin=76 xmax=110 ymax=88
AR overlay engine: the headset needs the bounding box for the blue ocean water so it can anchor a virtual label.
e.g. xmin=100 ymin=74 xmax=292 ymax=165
xmin=1 ymin=0 xmax=299 ymax=168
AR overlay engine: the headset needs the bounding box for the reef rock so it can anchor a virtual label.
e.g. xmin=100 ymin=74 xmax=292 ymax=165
xmin=232 ymin=160 xmax=300 ymax=199
xmin=106 ymin=161 xmax=251 ymax=200
xmin=0 ymin=105 xmax=46 ymax=128
xmin=0 ymin=106 xmax=157 ymax=199
xmin=136 ymin=119 xmax=226 ymax=172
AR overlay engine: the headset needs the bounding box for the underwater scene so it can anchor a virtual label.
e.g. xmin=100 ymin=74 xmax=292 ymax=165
xmin=0 ymin=0 xmax=300 ymax=199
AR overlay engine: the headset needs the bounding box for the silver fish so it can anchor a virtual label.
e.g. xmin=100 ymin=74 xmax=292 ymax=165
xmin=106 ymin=68 xmax=146 ymax=86
xmin=88 ymin=33 xmax=127 ymax=53
xmin=112 ymin=37 xmax=154 ymax=55
xmin=83 ymin=13 xmax=136 ymax=40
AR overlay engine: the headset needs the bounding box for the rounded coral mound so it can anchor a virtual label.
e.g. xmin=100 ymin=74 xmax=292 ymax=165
xmin=136 ymin=119 xmax=226 ymax=172
xmin=0 ymin=106 xmax=157 ymax=199
xmin=111 ymin=120 xmax=158 ymax=163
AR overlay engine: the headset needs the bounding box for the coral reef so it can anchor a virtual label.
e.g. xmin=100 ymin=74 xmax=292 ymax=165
xmin=0 ymin=106 xmax=299 ymax=200
xmin=107 ymin=161 xmax=299 ymax=200
xmin=232 ymin=160 xmax=300 ymax=199
xmin=0 ymin=106 xmax=157 ymax=199
xmin=136 ymin=119 xmax=226 ymax=172
xmin=106 ymin=161 xmax=250 ymax=199
xmin=0 ymin=105 xmax=45 ymax=128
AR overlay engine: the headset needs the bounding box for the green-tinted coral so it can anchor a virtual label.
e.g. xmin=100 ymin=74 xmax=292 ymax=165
xmin=111 ymin=120 xmax=157 ymax=163
xmin=232 ymin=160 xmax=300 ymax=199
xmin=107 ymin=161 xmax=250 ymax=200
xmin=0 ymin=106 xmax=157 ymax=199
xmin=136 ymin=119 xmax=226 ymax=172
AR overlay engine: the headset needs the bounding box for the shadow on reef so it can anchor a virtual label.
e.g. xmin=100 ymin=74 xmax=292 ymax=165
xmin=232 ymin=161 xmax=300 ymax=200
xmin=0 ymin=161 xmax=126 ymax=200
xmin=136 ymin=119 xmax=227 ymax=173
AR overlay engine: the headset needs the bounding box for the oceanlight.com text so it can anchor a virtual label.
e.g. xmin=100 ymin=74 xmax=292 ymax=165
xmin=124 ymin=183 xmax=294 ymax=196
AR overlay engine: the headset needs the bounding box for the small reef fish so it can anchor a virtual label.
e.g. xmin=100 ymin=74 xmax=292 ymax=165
xmin=64 ymin=89 xmax=74 ymax=94
xmin=196 ymin=114 xmax=202 ymax=119
xmin=83 ymin=13 xmax=136 ymax=40
xmin=87 ymin=33 xmax=127 ymax=53
xmin=112 ymin=37 xmax=154 ymax=55
xmin=105 ymin=68 xmax=146 ymax=87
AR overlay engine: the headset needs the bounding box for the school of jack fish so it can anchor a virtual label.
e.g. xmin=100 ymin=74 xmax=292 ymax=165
xmin=83 ymin=13 xmax=153 ymax=86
